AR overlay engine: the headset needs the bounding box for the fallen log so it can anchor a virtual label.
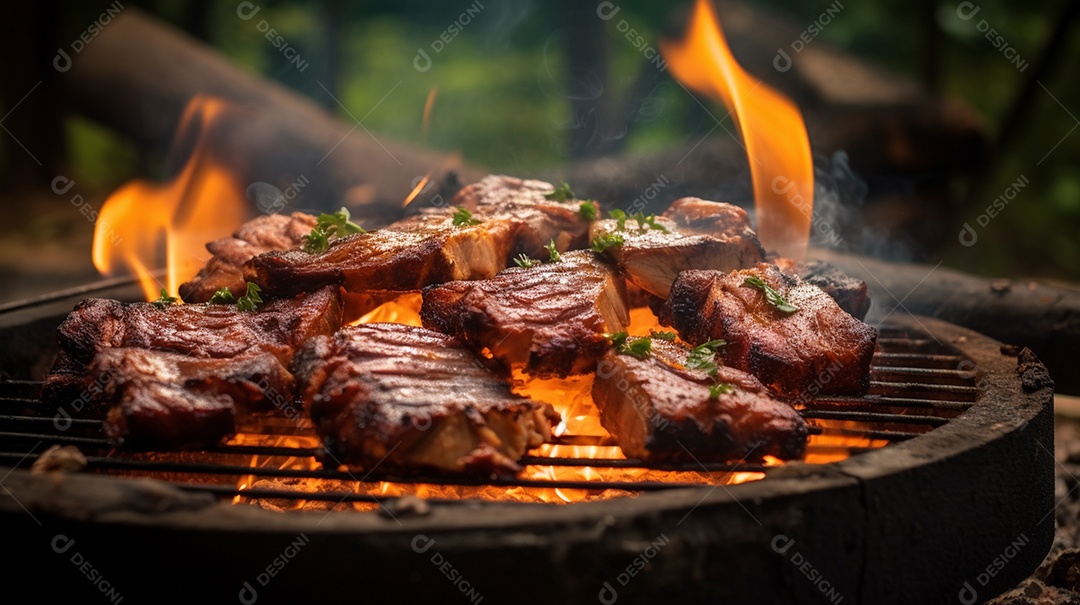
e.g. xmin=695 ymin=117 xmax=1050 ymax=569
xmin=57 ymin=7 xmax=483 ymax=219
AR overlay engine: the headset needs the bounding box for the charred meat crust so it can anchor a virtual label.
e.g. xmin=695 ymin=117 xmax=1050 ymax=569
xmin=774 ymin=258 xmax=871 ymax=320
xmin=41 ymin=287 xmax=342 ymax=442
xmin=590 ymin=197 xmax=765 ymax=298
xmin=592 ymin=339 xmax=807 ymax=462
xmin=180 ymin=212 xmax=317 ymax=303
xmin=661 ymin=264 xmax=877 ymax=398
xmin=296 ymin=323 xmax=558 ymax=475
xmin=97 ymin=347 xmax=295 ymax=450
xmin=420 ymin=250 xmax=630 ymax=379
xmin=244 ymin=175 xmax=592 ymax=298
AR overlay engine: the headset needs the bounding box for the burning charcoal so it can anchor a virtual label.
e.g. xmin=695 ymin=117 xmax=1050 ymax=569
xmin=592 ymin=338 xmax=807 ymax=462
xmin=590 ymin=197 xmax=765 ymax=298
xmin=296 ymin=323 xmax=559 ymax=476
xmin=661 ymin=263 xmax=877 ymax=398
xmin=179 ymin=212 xmax=317 ymax=303
xmin=420 ymin=250 xmax=630 ymax=378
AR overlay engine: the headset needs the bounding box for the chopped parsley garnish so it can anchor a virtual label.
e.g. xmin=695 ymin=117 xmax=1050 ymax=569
xmin=544 ymin=240 xmax=562 ymax=263
xmin=743 ymin=275 xmax=798 ymax=313
xmin=649 ymin=330 xmax=677 ymax=341
xmin=451 ymin=206 xmax=481 ymax=227
xmin=151 ymin=288 xmax=178 ymax=308
xmin=709 ymin=383 xmax=735 ymax=399
xmin=591 ymin=232 xmax=625 ymax=253
xmin=685 ymin=339 xmax=727 ymax=377
xmin=604 ymin=331 xmax=652 ymax=359
xmin=544 ymin=181 xmax=575 ymax=202
xmin=207 ymin=288 xmax=236 ymax=304
xmin=608 ymin=209 xmax=628 ymax=231
xmin=236 ymin=282 xmax=264 ymax=312
xmin=579 ymin=200 xmax=598 ymax=222
xmin=631 ymin=211 xmax=669 ymax=233
xmin=513 ymin=254 xmax=537 ymax=268
xmin=303 ymin=207 xmax=365 ymax=253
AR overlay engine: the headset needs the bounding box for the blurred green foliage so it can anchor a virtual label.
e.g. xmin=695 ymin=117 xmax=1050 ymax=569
xmin=60 ymin=0 xmax=1077 ymax=280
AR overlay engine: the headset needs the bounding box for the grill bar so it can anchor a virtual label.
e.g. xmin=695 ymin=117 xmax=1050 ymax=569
xmin=0 ymin=325 xmax=977 ymax=506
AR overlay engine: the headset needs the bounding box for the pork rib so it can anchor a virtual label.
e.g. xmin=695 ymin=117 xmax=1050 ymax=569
xmin=420 ymin=250 xmax=630 ymax=378
xmin=179 ymin=212 xmax=317 ymax=303
xmin=661 ymin=264 xmax=877 ymax=398
xmin=592 ymin=339 xmax=807 ymax=462
xmin=296 ymin=323 xmax=559 ymax=475
xmin=590 ymin=197 xmax=765 ymax=298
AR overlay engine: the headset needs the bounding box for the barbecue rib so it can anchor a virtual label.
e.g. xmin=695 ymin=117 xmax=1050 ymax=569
xmin=96 ymin=347 xmax=296 ymax=449
xmin=296 ymin=323 xmax=559 ymax=475
xmin=420 ymin=250 xmax=630 ymax=378
xmin=179 ymin=212 xmax=317 ymax=303
xmin=775 ymin=258 xmax=871 ymax=320
xmin=590 ymin=197 xmax=765 ymax=298
xmin=245 ymin=175 xmax=592 ymax=297
xmin=42 ymin=286 xmax=342 ymax=423
xmin=592 ymin=339 xmax=807 ymax=462
xmin=661 ymin=264 xmax=877 ymax=398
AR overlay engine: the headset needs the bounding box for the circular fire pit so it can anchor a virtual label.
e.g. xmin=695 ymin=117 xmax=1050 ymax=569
xmin=0 ymin=304 xmax=1054 ymax=604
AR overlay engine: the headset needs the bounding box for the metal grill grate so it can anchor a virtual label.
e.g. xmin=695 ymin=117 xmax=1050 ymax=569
xmin=0 ymin=322 xmax=977 ymax=507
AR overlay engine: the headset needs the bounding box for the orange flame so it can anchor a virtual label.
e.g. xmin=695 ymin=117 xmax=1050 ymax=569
xmin=92 ymin=96 xmax=250 ymax=300
xmin=661 ymin=0 xmax=813 ymax=259
xmin=403 ymin=86 xmax=439 ymax=208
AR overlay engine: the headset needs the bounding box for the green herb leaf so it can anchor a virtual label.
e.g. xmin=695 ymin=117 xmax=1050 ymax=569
xmin=686 ymin=339 xmax=726 ymax=377
xmin=208 ymin=288 xmax=237 ymax=304
xmin=236 ymin=282 xmax=263 ymax=312
xmin=591 ymin=231 xmax=625 ymax=253
xmin=303 ymin=207 xmax=365 ymax=253
xmin=649 ymin=330 xmax=676 ymax=341
xmin=513 ymin=253 xmax=537 ymax=268
xmin=743 ymin=275 xmax=798 ymax=313
xmin=630 ymin=211 xmax=669 ymax=233
xmin=604 ymin=331 xmax=651 ymax=359
xmin=452 ymin=206 xmax=481 ymax=227
xmin=151 ymin=288 xmax=178 ymax=308
xmin=544 ymin=181 xmax=575 ymax=202
xmin=579 ymin=200 xmax=598 ymax=222
xmin=709 ymin=383 xmax=735 ymax=399
xmin=608 ymin=209 xmax=627 ymax=231
xmin=544 ymin=240 xmax=562 ymax=263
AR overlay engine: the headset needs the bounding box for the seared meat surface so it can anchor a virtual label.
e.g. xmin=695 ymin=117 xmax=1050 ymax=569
xmin=96 ymin=347 xmax=295 ymax=449
xmin=41 ymin=287 xmax=342 ymax=446
xmin=593 ymin=339 xmax=807 ymax=462
xmin=590 ymin=197 xmax=765 ymax=298
xmin=774 ymin=258 xmax=871 ymax=320
xmin=245 ymin=210 xmax=519 ymax=297
xmin=421 ymin=251 xmax=630 ymax=378
xmin=245 ymin=175 xmax=592 ymax=298
xmin=661 ymin=264 xmax=877 ymax=398
xmin=296 ymin=323 xmax=558 ymax=475
xmin=454 ymin=174 xmax=591 ymax=256
xmin=180 ymin=212 xmax=317 ymax=303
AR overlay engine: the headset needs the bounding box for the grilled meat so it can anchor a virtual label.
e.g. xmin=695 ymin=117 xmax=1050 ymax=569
xmin=96 ymin=347 xmax=295 ymax=449
xmin=420 ymin=251 xmax=630 ymax=378
xmin=774 ymin=258 xmax=871 ymax=320
xmin=661 ymin=264 xmax=877 ymax=398
xmin=296 ymin=323 xmax=559 ymax=475
xmin=42 ymin=286 xmax=342 ymax=416
xmin=590 ymin=197 xmax=765 ymax=298
xmin=245 ymin=210 xmax=519 ymax=297
xmin=453 ymin=174 xmax=591 ymax=256
xmin=592 ymin=339 xmax=807 ymax=462
xmin=244 ymin=175 xmax=592 ymax=298
xmin=180 ymin=212 xmax=317 ymax=303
